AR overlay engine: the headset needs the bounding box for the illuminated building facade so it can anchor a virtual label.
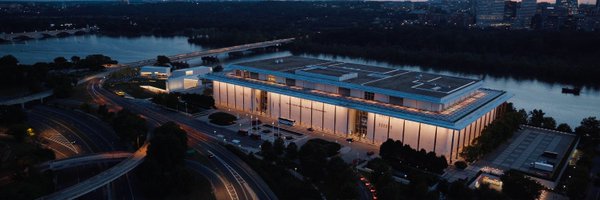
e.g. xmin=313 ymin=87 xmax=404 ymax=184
xmin=203 ymin=57 xmax=512 ymax=161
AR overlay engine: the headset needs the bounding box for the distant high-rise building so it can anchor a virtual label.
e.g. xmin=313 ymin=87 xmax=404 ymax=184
xmin=504 ymin=1 xmax=518 ymax=21
xmin=476 ymin=0 xmax=506 ymax=26
xmin=514 ymin=0 xmax=537 ymax=28
xmin=557 ymin=0 xmax=578 ymax=15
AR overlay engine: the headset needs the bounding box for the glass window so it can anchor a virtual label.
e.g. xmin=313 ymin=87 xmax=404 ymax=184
xmin=267 ymin=75 xmax=276 ymax=82
xmin=364 ymin=92 xmax=375 ymax=100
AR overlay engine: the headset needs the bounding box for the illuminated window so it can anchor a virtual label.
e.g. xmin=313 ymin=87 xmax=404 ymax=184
xmin=364 ymin=92 xmax=375 ymax=100
xmin=267 ymin=75 xmax=276 ymax=82
xmin=185 ymin=70 xmax=193 ymax=76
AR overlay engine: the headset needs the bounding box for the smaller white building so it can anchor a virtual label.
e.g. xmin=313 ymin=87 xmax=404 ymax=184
xmin=140 ymin=66 xmax=172 ymax=79
xmin=166 ymin=66 xmax=212 ymax=93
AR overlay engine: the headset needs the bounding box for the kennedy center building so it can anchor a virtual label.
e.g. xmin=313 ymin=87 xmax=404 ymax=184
xmin=204 ymin=57 xmax=511 ymax=161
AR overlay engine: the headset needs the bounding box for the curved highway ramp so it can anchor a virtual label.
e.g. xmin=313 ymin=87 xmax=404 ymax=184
xmin=37 ymin=144 xmax=147 ymax=200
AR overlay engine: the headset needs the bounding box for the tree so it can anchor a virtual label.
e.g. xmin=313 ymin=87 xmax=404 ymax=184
xmin=148 ymin=122 xmax=188 ymax=166
xmin=78 ymin=54 xmax=116 ymax=70
xmin=213 ymin=65 xmax=223 ymax=72
xmin=556 ymin=123 xmax=572 ymax=133
xmin=0 ymin=55 xmax=18 ymax=66
xmin=53 ymin=56 xmax=69 ymax=68
xmin=111 ymin=109 xmax=147 ymax=147
xmin=155 ymin=55 xmax=171 ymax=66
xmin=575 ymin=117 xmax=600 ymax=138
xmin=0 ymin=105 xmax=27 ymax=125
xmin=528 ymin=109 xmax=545 ymax=127
xmin=151 ymin=93 xmax=180 ymax=109
xmin=501 ymin=170 xmax=543 ymax=200
xmin=379 ymin=139 xmax=395 ymax=160
xmin=7 ymin=123 xmax=29 ymax=142
xmin=140 ymin=121 xmax=194 ymax=199
xmin=70 ymin=56 xmax=80 ymax=63
xmin=541 ymin=117 xmax=556 ymax=129
xmin=273 ymin=137 xmax=285 ymax=156
xmin=47 ymin=74 xmax=75 ymax=98
xmin=285 ymin=142 xmax=298 ymax=160
xmin=299 ymin=141 xmax=328 ymax=180
xmin=260 ymin=140 xmax=276 ymax=162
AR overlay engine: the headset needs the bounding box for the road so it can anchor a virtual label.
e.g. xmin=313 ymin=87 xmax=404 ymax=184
xmin=90 ymin=78 xmax=277 ymax=200
xmin=39 ymin=144 xmax=147 ymax=200
xmin=28 ymin=105 xmax=140 ymax=200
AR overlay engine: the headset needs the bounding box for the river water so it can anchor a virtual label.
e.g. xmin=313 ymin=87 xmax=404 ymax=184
xmin=1 ymin=35 xmax=598 ymax=127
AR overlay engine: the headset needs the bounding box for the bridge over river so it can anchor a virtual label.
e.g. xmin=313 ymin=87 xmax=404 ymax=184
xmin=0 ymin=27 xmax=97 ymax=41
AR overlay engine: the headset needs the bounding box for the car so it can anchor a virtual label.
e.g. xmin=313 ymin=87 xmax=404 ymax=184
xmin=366 ymin=151 xmax=375 ymax=156
xmin=262 ymin=129 xmax=272 ymax=133
xmin=207 ymin=153 xmax=215 ymax=158
xmin=285 ymin=136 xmax=294 ymax=140
xmin=307 ymin=127 xmax=315 ymax=132
xmin=346 ymin=138 xmax=354 ymax=142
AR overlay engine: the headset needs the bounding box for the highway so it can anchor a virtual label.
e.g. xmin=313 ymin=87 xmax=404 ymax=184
xmin=37 ymin=152 xmax=132 ymax=171
xmin=28 ymin=105 xmax=138 ymax=200
xmin=39 ymin=144 xmax=147 ymax=200
xmin=89 ymin=78 xmax=277 ymax=200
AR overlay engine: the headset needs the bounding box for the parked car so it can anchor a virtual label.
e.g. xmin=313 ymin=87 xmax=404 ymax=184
xmin=285 ymin=136 xmax=294 ymax=140
xmin=346 ymin=138 xmax=354 ymax=142
xmin=366 ymin=151 xmax=375 ymax=156
xmin=307 ymin=127 xmax=315 ymax=132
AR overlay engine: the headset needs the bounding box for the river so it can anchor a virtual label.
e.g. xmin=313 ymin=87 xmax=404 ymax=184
xmin=1 ymin=35 xmax=598 ymax=127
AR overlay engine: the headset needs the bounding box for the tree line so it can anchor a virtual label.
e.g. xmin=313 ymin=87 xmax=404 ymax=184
xmin=0 ymin=55 xmax=117 ymax=97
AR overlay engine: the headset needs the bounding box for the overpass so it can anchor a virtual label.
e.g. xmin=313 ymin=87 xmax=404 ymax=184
xmin=0 ymin=27 xmax=96 ymax=41
xmin=0 ymin=90 xmax=52 ymax=107
xmin=38 ymin=144 xmax=147 ymax=200
xmin=37 ymin=151 xmax=132 ymax=172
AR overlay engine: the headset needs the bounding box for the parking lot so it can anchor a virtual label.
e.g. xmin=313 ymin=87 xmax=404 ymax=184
xmin=481 ymin=126 xmax=576 ymax=179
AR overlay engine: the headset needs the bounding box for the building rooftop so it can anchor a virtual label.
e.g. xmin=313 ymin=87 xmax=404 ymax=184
xmin=231 ymin=56 xmax=480 ymax=99
xmin=205 ymin=72 xmax=511 ymax=129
